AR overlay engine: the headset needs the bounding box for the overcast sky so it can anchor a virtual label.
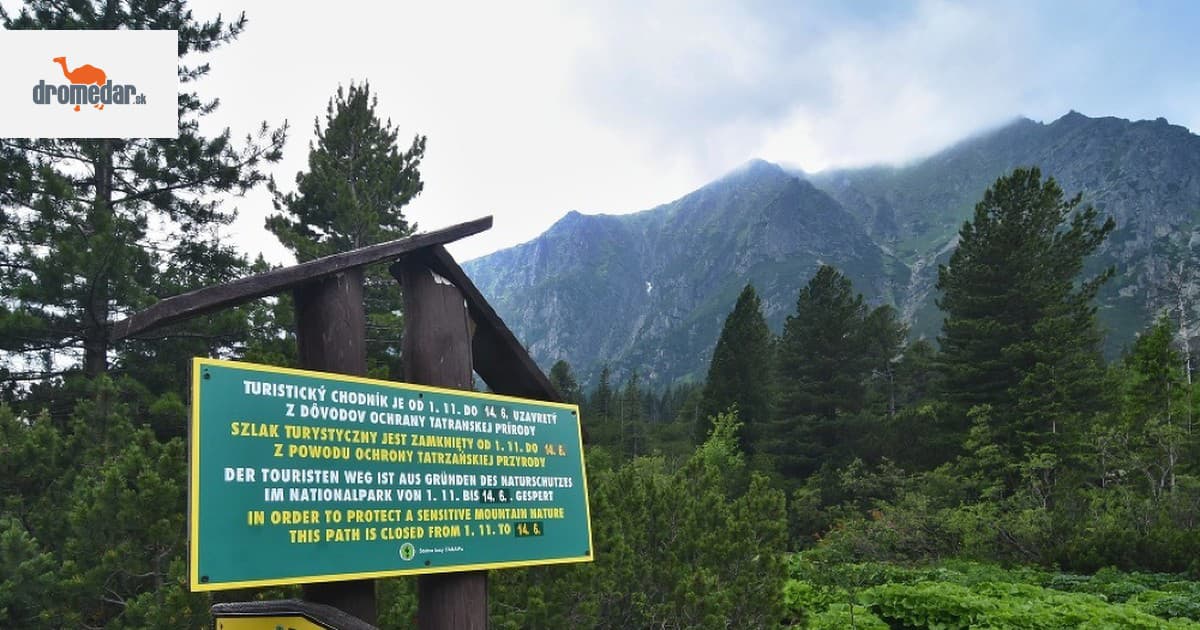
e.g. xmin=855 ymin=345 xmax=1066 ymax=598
xmin=193 ymin=0 xmax=1200 ymax=263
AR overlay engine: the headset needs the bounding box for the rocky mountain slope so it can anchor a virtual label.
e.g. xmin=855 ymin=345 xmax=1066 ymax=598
xmin=464 ymin=112 xmax=1200 ymax=386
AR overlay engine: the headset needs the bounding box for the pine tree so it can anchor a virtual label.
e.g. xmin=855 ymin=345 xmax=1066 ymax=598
xmin=548 ymin=359 xmax=583 ymax=405
xmin=0 ymin=2 xmax=286 ymax=382
xmin=267 ymin=81 xmax=424 ymax=259
xmin=1144 ymin=237 xmax=1200 ymax=437
xmin=936 ymin=167 xmax=1114 ymax=482
xmin=619 ymin=371 xmax=647 ymax=458
xmin=770 ymin=265 xmax=871 ymax=478
xmin=593 ymin=365 xmax=614 ymax=418
xmin=266 ymin=81 xmax=426 ymax=378
xmin=697 ymin=284 xmax=774 ymax=451
xmin=489 ymin=410 xmax=788 ymax=629
xmin=0 ymin=516 xmax=61 ymax=628
xmin=1117 ymin=316 xmax=1192 ymax=497
xmin=1125 ymin=317 xmax=1185 ymax=424
xmin=861 ymin=304 xmax=908 ymax=419
xmin=879 ymin=339 xmax=957 ymax=470
xmin=894 ymin=339 xmax=939 ymax=410
xmin=0 ymin=377 xmax=206 ymax=627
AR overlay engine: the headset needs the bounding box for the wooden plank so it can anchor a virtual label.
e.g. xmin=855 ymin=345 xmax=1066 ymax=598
xmin=417 ymin=572 xmax=487 ymax=630
xmin=292 ymin=268 xmax=377 ymax=624
xmin=211 ymin=599 xmax=378 ymax=630
xmin=294 ymin=269 xmax=368 ymax=377
xmin=396 ymin=259 xmax=488 ymax=630
xmin=390 ymin=246 xmax=563 ymax=404
xmin=390 ymin=246 xmax=589 ymax=441
xmin=109 ymin=216 xmax=493 ymax=341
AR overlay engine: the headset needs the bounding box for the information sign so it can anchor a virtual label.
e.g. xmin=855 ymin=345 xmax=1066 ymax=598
xmin=189 ymin=358 xmax=592 ymax=591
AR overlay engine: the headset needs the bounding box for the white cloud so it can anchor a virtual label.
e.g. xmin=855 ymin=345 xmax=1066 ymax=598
xmin=179 ymin=0 xmax=1198 ymax=264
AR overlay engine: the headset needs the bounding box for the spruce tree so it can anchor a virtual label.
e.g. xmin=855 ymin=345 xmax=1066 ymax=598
xmin=770 ymin=265 xmax=870 ymax=478
xmin=267 ymin=81 xmax=424 ymax=259
xmin=266 ymin=81 xmax=426 ymax=378
xmin=582 ymin=365 xmax=621 ymax=451
xmin=937 ymin=167 xmax=1114 ymax=479
xmin=593 ymin=364 xmax=614 ymax=418
xmin=1114 ymin=316 xmax=1195 ymax=497
xmin=619 ymin=371 xmax=647 ymax=458
xmin=1124 ymin=316 xmax=1185 ymax=425
xmin=697 ymin=284 xmax=774 ymax=452
xmin=862 ymin=304 xmax=908 ymax=419
xmin=548 ymin=359 xmax=582 ymax=405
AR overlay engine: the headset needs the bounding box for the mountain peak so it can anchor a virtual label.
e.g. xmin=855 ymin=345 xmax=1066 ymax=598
xmin=545 ymin=209 xmax=594 ymax=234
xmin=466 ymin=109 xmax=1199 ymax=387
xmin=706 ymin=159 xmax=794 ymax=191
xmin=1050 ymin=110 xmax=1094 ymax=128
xmin=732 ymin=158 xmax=785 ymax=177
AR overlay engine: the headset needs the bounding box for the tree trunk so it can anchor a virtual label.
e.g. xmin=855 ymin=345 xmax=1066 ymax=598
xmin=84 ymin=140 xmax=113 ymax=378
xmin=1177 ymin=287 xmax=1194 ymax=434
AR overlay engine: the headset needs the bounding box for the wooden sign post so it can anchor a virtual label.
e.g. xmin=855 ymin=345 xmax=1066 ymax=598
xmin=111 ymin=217 xmax=591 ymax=630
xmin=396 ymin=257 xmax=486 ymax=629
xmin=293 ymin=267 xmax=375 ymax=622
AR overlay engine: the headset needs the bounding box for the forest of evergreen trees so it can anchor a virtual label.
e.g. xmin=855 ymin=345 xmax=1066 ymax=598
xmin=2 ymin=2 xmax=1199 ymax=628
xmin=570 ymin=166 xmax=1200 ymax=580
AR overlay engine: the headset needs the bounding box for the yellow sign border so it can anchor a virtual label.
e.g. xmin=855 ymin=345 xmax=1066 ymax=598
xmin=189 ymin=357 xmax=594 ymax=592
xmin=214 ymin=615 xmax=328 ymax=630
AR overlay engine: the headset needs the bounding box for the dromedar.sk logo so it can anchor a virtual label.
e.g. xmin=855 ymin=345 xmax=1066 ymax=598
xmin=31 ymin=56 xmax=146 ymax=111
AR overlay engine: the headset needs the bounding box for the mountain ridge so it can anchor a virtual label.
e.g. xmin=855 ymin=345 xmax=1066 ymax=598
xmin=465 ymin=111 xmax=1200 ymax=386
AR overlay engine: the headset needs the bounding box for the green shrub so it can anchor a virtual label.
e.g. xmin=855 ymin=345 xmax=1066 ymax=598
xmin=806 ymin=603 xmax=889 ymax=630
xmin=782 ymin=579 xmax=845 ymax=626
xmin=490 ymin=411 xmax=789 ymax=629
xmin=1130 ymin=590 xmax=1200 ymax=622
xmin=860 ymin=581 xmax=995 ymax=629
xmin=788 ymin=545 xmax=1200 ymax=628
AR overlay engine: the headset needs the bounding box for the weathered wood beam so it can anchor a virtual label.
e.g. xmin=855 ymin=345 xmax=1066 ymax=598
xmin=292 ymin=268 xmax=376 ymax=623
xmin=390 ymin=245 xmax=565 ymax=405
xmin=109 ymin=216 xmax=492 ymax=341
xmin=396 ymin=257 xmax=488 ymax=630
xmin=211 ymin=600 xmax=378 ymax=630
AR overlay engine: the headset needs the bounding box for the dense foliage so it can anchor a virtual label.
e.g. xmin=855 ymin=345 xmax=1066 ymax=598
xmin=490 ymin=413 xmax=787 ymax=629
xmin=785 ymin=556 xmax=1200 ymax=629
xmin=266 ymin=81 xmax=426 ymax=379
xmin=937 ymin=167 xmax=1115 ymax=487
xmin=0 ymin=0 xmax=286 ymax=383
xmin=1 ymin=3 xmax=1198 ymax=626
xmin=697 ymin=284 xmax=773 ymax=451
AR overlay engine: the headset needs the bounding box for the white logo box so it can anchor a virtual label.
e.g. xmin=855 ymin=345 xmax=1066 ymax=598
xmin=0 ymin=30 xmax=177 ymax=138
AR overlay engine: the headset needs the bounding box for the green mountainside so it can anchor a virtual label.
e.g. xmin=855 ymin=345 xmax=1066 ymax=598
xmin=464 ymin=112 xmax=1200 ymax=385
xmin=812 ymin=111 xmax=1200 ymax=345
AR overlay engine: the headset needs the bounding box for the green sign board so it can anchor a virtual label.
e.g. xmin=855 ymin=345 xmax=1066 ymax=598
xmin=189 ymin=358 xmax=593 ymax=591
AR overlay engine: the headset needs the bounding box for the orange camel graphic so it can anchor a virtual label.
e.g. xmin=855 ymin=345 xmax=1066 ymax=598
xmin=52 ymin=56 xmax=107 ymax=111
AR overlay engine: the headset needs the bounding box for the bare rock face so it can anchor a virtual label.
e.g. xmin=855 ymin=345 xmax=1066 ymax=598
xmin=466 ymin=113 xmax=1200 ymax=387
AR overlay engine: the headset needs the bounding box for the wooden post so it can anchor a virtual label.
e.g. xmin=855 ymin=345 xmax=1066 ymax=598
xmin=293 ymin=268 xmax=377 ymax=625
xmin=396 ymin=258 xmax=489 ymax=630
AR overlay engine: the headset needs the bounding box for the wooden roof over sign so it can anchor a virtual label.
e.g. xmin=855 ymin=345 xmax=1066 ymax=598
xmin=390 ymin=245 xmax=559 ymax=404
xmin=109 ymin=217 xmax=492 ymax=341
xmin=107 ymin=216 xmax=565 ymax=405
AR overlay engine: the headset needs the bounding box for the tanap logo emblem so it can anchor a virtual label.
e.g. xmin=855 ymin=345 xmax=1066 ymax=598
xmin=32 ymin=56 xmax=147 ymax=111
